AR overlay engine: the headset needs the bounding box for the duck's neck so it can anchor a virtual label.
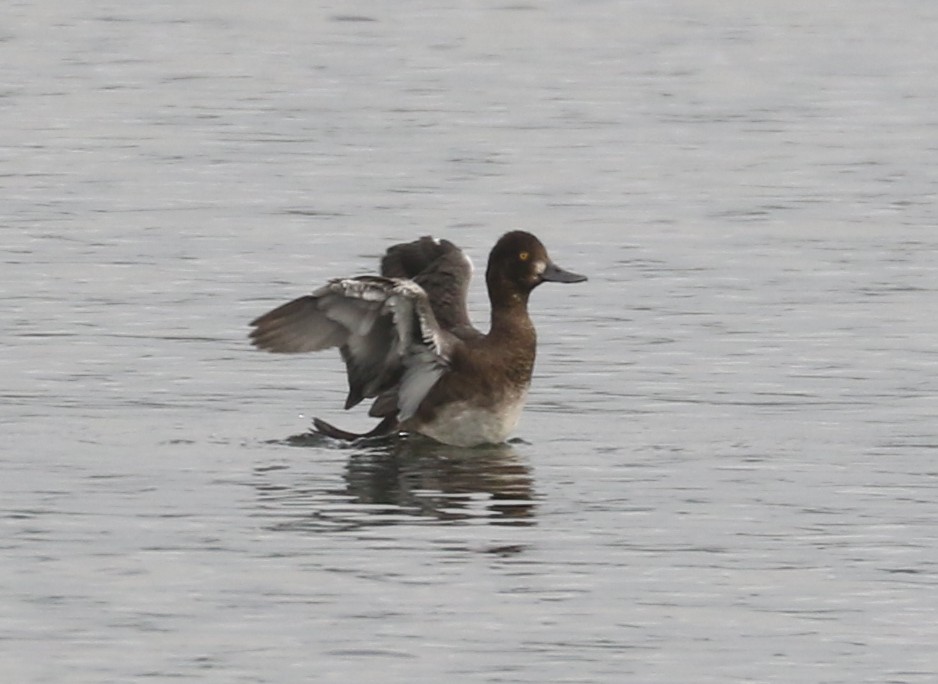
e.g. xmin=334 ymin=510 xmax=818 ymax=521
xmin=486 ymin=278 xmax=537 ymax=388
xmin=487 ymin=283 xmax=536 ymax=344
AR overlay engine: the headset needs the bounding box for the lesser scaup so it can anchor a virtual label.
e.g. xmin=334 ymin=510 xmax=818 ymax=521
xmin=249 ymin=231 xmax=586 ymax=446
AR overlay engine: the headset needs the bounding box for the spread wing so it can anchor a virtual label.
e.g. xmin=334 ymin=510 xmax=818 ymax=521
xmin=249 ymin=275 xmax=449 ymax=420
xmin=381 ymin=236 xmax=478 ymax=338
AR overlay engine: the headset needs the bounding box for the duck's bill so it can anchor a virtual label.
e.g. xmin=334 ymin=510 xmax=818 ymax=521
xmin=542 ymin=261 xmax=588 ymax=283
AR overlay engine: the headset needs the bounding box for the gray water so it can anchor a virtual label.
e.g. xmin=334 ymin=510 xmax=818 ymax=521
xmin=3 ymin=1 xmax=938 ymax=682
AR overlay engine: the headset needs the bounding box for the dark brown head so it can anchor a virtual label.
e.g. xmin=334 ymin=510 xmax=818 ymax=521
xmin=485 ymin=231 xmax=586 ymax=305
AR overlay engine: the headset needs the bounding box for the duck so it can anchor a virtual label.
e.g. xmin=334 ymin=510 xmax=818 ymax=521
xmin=249 ymin=231 xmax=586 ymax=447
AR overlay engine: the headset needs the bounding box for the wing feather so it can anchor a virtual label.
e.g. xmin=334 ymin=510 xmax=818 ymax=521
xmin=248 ymin=296 xmax=347 ymax=353
xmin=249 ymin=276 xmax=449 ymax=416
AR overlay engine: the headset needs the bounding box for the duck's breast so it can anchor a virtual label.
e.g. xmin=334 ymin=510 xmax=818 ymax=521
xmin=414 ymin=388 xmax=528 ymax=447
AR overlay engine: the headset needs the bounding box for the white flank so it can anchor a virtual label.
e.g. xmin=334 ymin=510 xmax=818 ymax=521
xmin=417 ymin=390 xmax=528 ymax=447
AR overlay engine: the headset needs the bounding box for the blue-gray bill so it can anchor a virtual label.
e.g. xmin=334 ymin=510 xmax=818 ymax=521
xmin=542 ymin=261 xmax=588 ymax=284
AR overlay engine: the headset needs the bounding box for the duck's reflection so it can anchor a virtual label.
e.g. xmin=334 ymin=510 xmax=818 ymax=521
xmin=345 ymin=438 xmax=534 ymax=523
xmin=254 ymin=434 xmax=535 ymax=531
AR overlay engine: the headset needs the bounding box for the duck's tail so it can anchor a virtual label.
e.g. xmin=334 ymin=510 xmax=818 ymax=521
xmin=312 ymin=415 xmax=399 ymax=442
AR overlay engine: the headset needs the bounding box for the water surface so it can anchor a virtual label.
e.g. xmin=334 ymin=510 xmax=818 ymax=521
xmin=3 ymin=1 xmax=938 ymax=682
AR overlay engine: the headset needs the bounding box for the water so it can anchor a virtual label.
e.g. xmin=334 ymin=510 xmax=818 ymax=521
xmin=3 ymin=1 xmax=938 ymax=682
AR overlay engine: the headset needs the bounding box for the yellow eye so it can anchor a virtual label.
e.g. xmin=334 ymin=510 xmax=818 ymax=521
xmin=519 ymin=251 xmax=529 ymax=261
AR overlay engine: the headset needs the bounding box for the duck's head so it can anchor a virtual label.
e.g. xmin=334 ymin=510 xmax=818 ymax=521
xmin=486 ymin=231 xmax=587 ymax=298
